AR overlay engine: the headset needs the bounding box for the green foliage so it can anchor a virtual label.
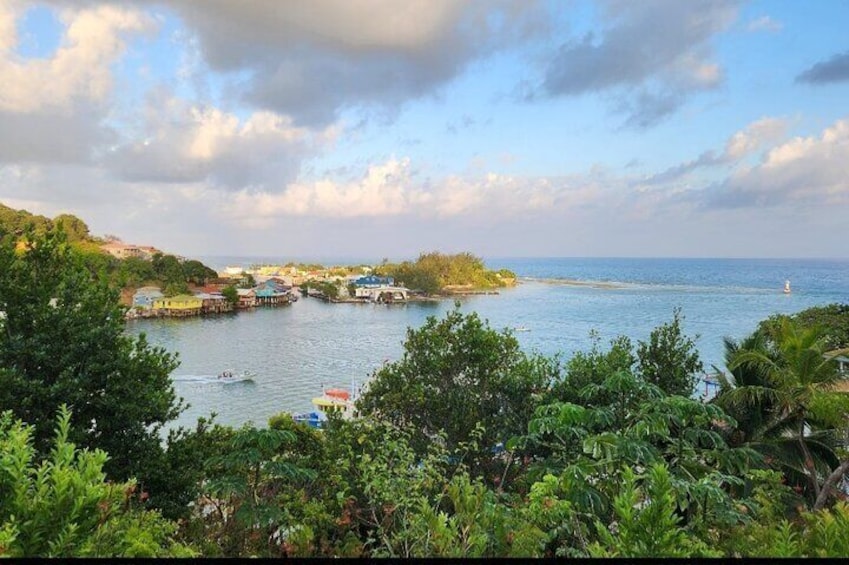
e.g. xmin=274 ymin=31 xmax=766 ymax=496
xmin=0 ymin=407 xmax=194 ymax=557
xmin=182 ymin=259 xmax=217 ymax=286
xmin=237 ymin=273 xmax=256 ymax=289
xmin=637 ymin=307 xmax=703 ymax=397
xmin=163 ymin=281 xmax=191 ymax=297
xmin=377 ymin=251 xmax=512 ymax=294
xmin=221 ymin=285 xmax=239 ymax=306
xmin=589 ymin=464 xmax=720 ymax=557
xmin=151 ymin=253 xmax=184 ymax=285
xmin=725 ymin=469 xmax=849 ymax=557
xmin=149 ymin=416 xmax=235 ymax=521
xmin=522 ymin=368 xmax=756 ymax=556
xmin=52 ymin=214 xmax=90 ymax=243
xmin=716 ymin=319 xmax=849 ymax=506
xmin=553 ymin=332 xmax=635 ymax=405
xmin=308 ymin=280 xmax=340 ymax=299
xmin=1 ymin=203 xmax=216 ymax=293
xmin=283 ymin=262 xmax=325 ymax=272
xmin=356 ymin=307 xmax=559 ymax=484
xmin=192 ymin=420 xmax=320 ymax=557
xmin=0 ymin=203 xmax=52 ymax=240
xmin=758 ymin=303 xmax=849 ymax=350
xmin=115 ymin=256 xmax=157 ymax=288
xmin=315 ymin=418 xmax=542 ymax=558
xmin=0 ymin=228 xmax=185 ymax=513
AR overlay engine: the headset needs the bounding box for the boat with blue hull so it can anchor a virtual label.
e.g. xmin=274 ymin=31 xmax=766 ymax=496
xmin=293 ymin=386 xmax=356 ymax=429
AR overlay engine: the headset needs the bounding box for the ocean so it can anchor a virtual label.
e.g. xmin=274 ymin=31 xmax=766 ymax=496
xmin=124 ymin=257 xmax=849 ymax=430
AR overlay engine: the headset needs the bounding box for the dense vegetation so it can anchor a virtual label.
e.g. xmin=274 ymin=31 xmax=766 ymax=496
xmin=375 ymin=251 xmax=516 ymax=294
xmin=1 ymin=228 xmax=849 ymax=557
xmin=758 ymin=303 xmax=849 ymax=350
xmin=0 ymin=203 xmax=218 ymax=294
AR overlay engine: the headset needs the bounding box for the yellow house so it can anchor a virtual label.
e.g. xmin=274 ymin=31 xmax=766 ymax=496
xmin=151 ymin=294 xmax=203 ymax=317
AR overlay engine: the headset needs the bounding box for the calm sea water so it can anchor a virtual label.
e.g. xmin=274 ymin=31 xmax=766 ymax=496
xmin=125 ymin=257 xmax=849 ymax=430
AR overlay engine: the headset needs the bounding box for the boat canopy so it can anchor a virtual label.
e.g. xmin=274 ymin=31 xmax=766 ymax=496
xmin=324 ymin=388 xmax=350 ymax=400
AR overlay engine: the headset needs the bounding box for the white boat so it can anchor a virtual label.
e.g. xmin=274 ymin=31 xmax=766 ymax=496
xmin=216 ymin=369 xmax=255 ymax=383
xmin=172 ymin=371 xmax=255 ymax=384
xmin=784 ymin=280 xmax=791 ymax=294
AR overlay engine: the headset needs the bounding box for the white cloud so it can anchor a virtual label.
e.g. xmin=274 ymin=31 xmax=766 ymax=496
xmin=213 ymin=158 xmax=616 ymax=227
xmin=0 ymin=4 xmax=152 ymax=113
xmin=0 ymin=3 xmax=151 ymax=163
xmin=0 ymin=1 xmax=21 ymax=54
xmin=708 ymin=118 xmax=849 ymax=208
xmin=106 ymin=92 xmax=338 ymax=188
xmin=747 ymin=15 xmax=783 ymax=33
xmin=644 ymin=116 xmax=787 ymax=184
xmin=723 ymin=117 xmax=787 ymax=160
xmin=225 ymin=158 xmax=427 ymax=221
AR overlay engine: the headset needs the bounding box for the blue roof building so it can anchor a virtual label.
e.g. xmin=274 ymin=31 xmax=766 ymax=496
xmin=354 ymin=275 xmax=394 ymax=287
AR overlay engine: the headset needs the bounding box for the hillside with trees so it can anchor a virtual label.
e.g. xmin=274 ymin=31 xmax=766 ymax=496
xmin=0 ymin=202 xmax=218 ymax=297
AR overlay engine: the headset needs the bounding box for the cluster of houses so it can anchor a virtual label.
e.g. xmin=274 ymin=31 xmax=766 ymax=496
xmin=126 ymin=269 xmax=415 ymax=320
xmin=233 ymin=264 xmax=412 ymax=303
xmin=128 ymin=278 xmax=297 ymax=319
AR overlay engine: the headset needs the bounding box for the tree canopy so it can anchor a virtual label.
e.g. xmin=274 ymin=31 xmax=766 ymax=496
xmin=0 ymin=407 xmax=194 ymax=557
xmin=0 ymin=228 xmax=184 ymax=503
xmin=356 ymin=306 xmax=559 ymax=482
xmin=758 ymin=303 xmax=849 ymax=350
xmin=375 ymin=252 xmax=516 ymax=294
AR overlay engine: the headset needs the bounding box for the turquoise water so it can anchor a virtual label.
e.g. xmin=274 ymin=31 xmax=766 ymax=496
xmin=125 ymin=257 xmax=849 ymax=430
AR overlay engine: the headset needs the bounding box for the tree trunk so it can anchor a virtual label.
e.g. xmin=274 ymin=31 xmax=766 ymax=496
xmin=798 ymin=420 xmax=821 ymax=501
xmin=813 ymin=459 xmax=849 ymax=511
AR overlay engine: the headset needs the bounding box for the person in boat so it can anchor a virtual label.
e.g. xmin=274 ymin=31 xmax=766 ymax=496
xmin=219 ymin=370 xmax=233 ymax=379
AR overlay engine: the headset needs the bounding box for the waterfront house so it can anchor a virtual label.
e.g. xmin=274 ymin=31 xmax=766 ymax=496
xmin=351 ymin=275 xmax=405 ymax=301
xmin=195 ymin=292 xmax=233 ymax=314
xmin=254 ymin=285 xmax=289 ymax=307
xmin=236 ymin=288 xmax=257 ymax=309
xmin=354 ymin=284 xmax=409 ymax=302
xmin=151 ymin=294 xmax=203 ymax=317
xmin=132 ymin=286 xmax=164 ymax=310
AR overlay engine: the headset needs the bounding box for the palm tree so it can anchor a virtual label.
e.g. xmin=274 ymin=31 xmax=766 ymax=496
xmin=713 ymin=319 xmax=849 ymax=505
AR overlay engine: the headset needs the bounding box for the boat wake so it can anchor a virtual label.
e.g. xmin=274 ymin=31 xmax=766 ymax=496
xmin=172 ymin=373 xmax=255 ymax=384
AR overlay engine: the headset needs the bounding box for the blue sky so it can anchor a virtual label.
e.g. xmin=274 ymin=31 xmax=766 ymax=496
xmin=1 ymin=0 xmax=847 ymax=259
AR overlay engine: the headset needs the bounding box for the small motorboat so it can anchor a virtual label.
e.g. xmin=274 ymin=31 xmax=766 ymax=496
xmin=216 ymin=370 xmax=255 ymax=383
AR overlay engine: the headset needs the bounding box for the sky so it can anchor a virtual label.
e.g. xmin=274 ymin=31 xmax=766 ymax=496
xmin=1 ymin=0 xmax=848 ymax=260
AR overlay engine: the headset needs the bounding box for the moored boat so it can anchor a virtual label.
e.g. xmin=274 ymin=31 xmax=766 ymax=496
xmin=294 ymin=383 xmax=357 ymax=428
